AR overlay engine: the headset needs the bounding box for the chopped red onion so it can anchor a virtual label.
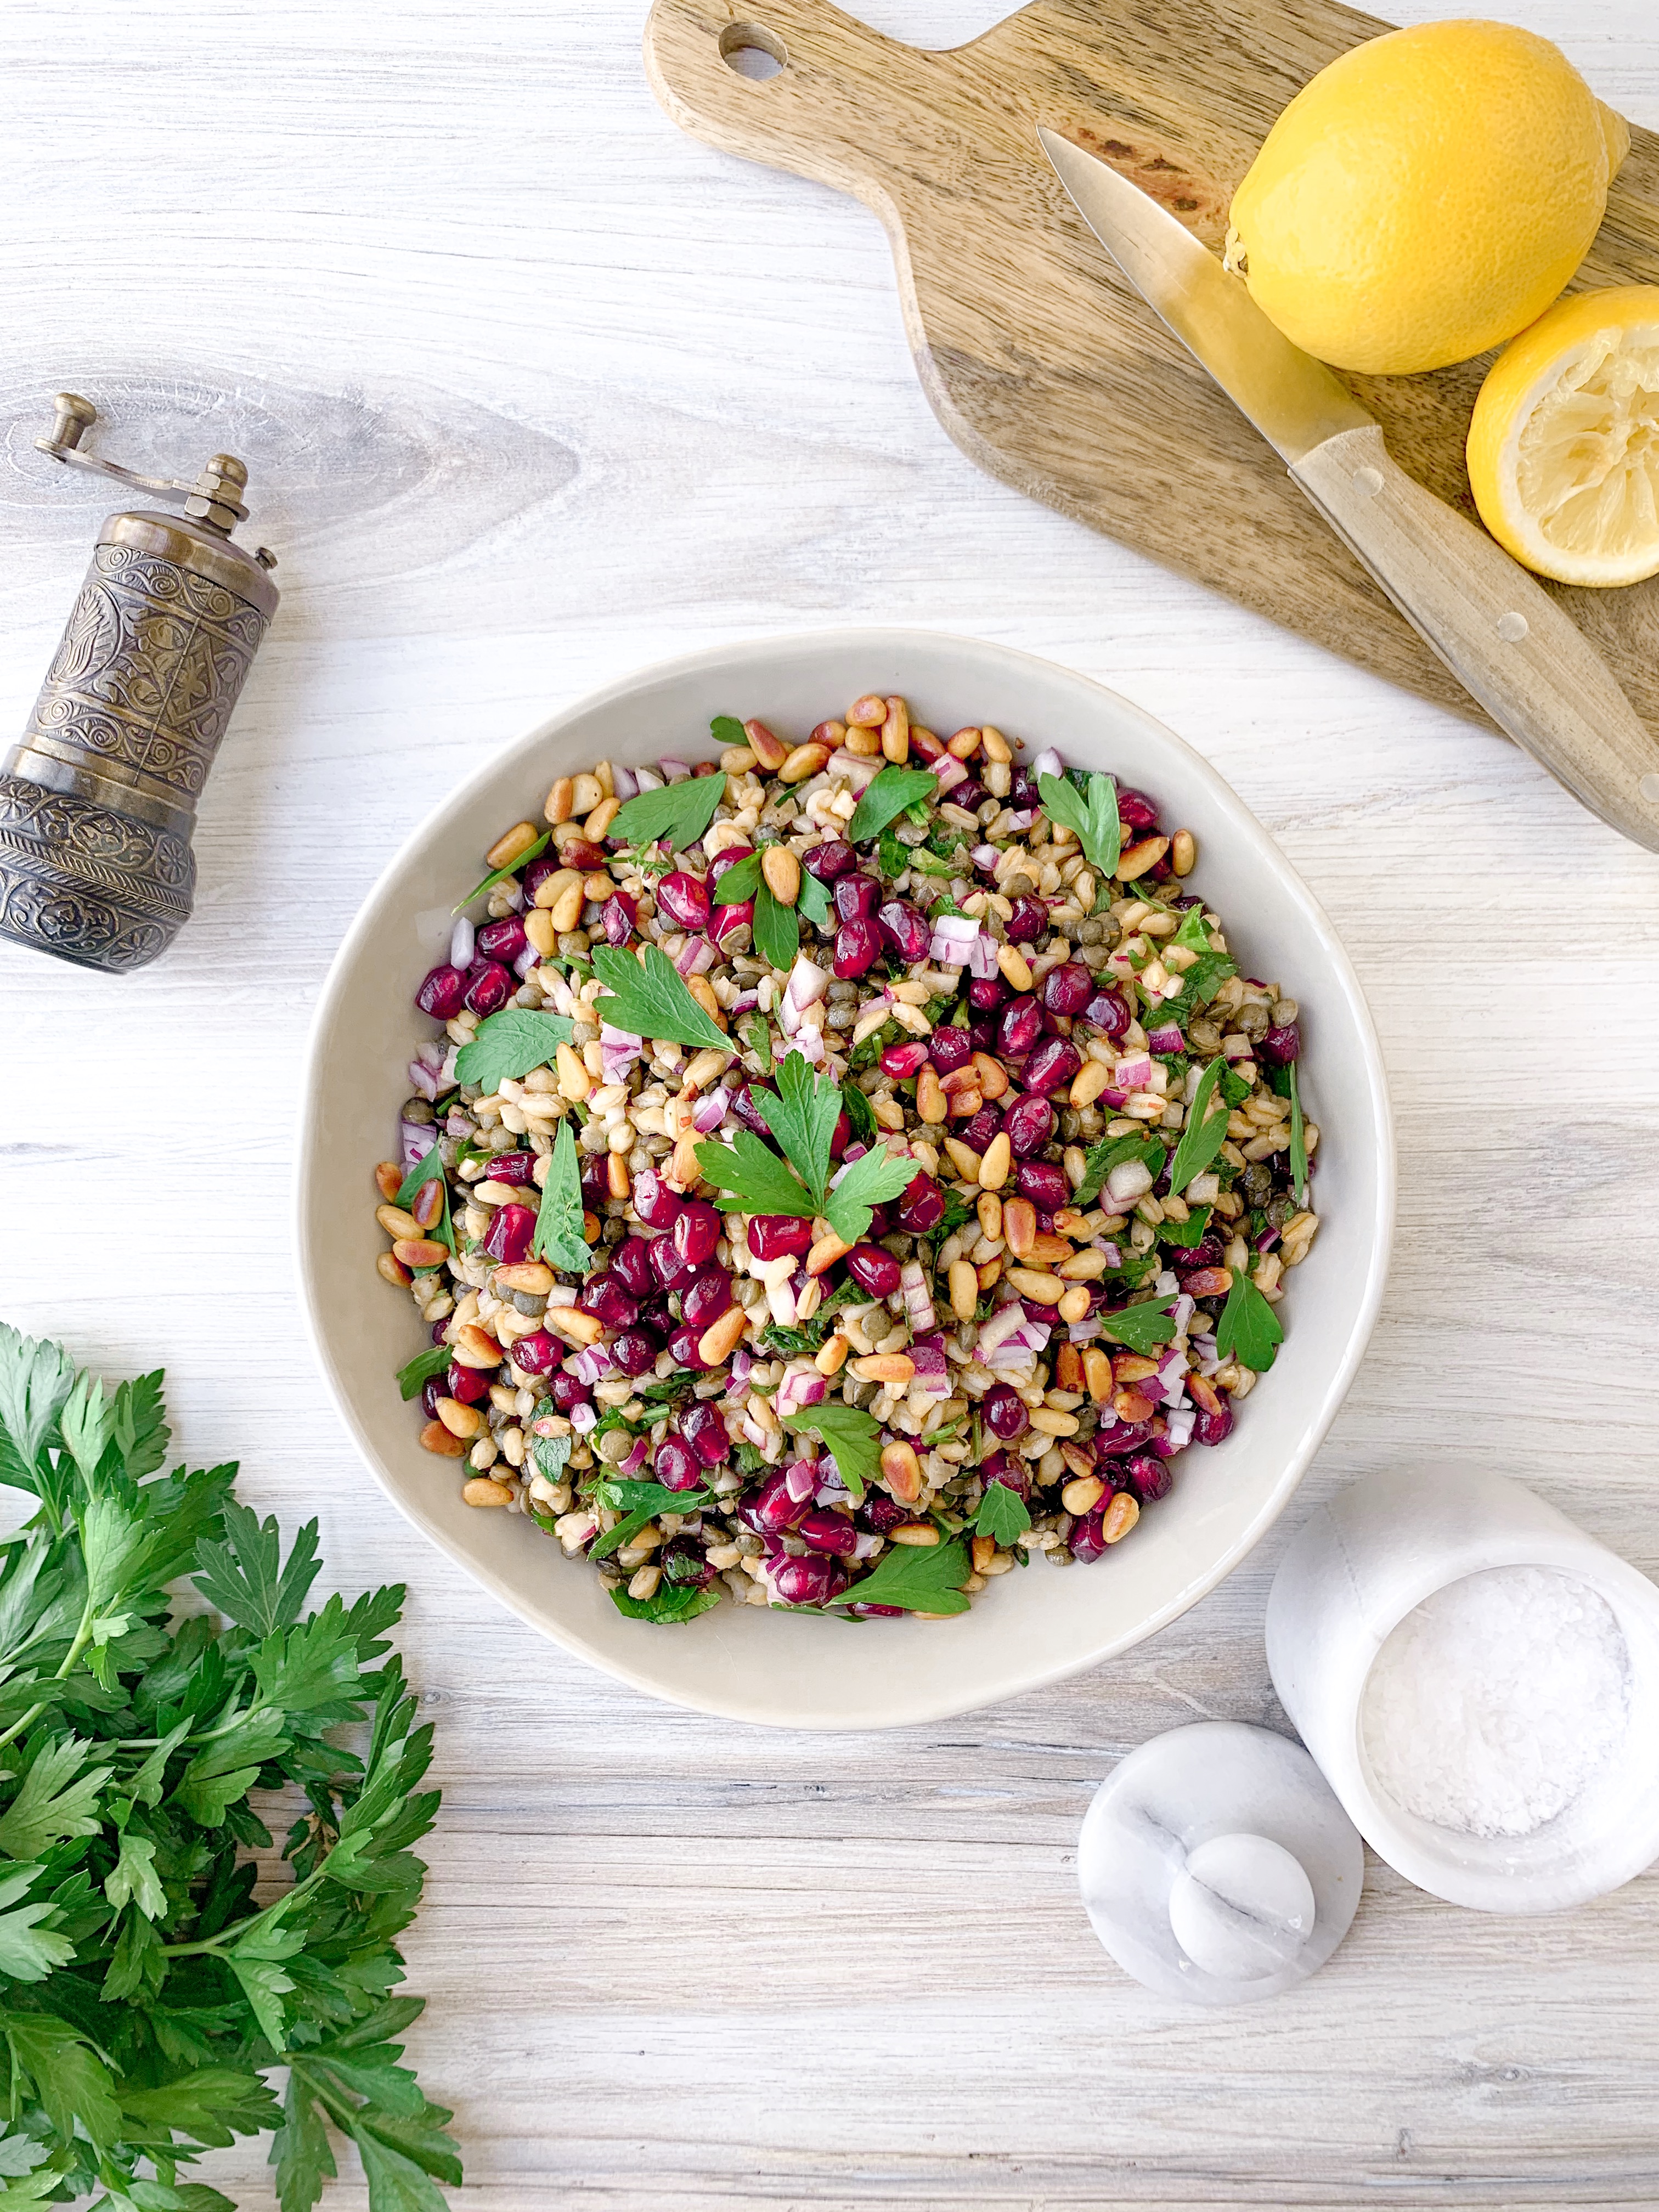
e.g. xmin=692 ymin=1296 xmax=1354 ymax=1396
xmin=1147 ymin=1023 xmax=1183 ymax=1053
xmin=600 ymin=1023 xmax=643 ymax=1084
xmin=691 ymin=1086 xmax=730 ymax=1135
xmin=968 ymin=930 xmax=1000 ymax=981
xmin=908 ymin=1334 xmax=949 ymax=1382
xmin=796 ymin=1030 xmax=826 ymax=1064
xmin=788 ymin=952 xmax=829 ymax=1009
xmin=399 ymin=1118 xmax=434 ymax=1167
xmin=1114 ymin=1054 xmax=1153 ymax=1091
xmin=1153 ymin=1268 xmax=1180 ymax=1296
xmin=970 ymin=844 xmax=1000 ymax=869
xmin=731 ymin=990 xmax=760 ymax=1013
xmin=611 ymin=764 xmax=639 ymax=800
xmin=1255 ymin=1227 xmax=1282 ymax=1252
xmin=1006 ymin=809 xmax=1035 ymax=831
xmin=620 ymin=1434 xmax=650 ymax=1475
xmin=659 ymin=757 xmax=691 ymax=781
xmin=730 ymin=1346 xmax=754 ymax=1385
xmin=1105 ymin=1158 xmax=1154 ymax=1204
xmin=673 ymin=935 xmax=716 ymax=978
xmin=1165 ymin=1406 xmax=1197 ymax=1450
xmin=512 ymin=945 xmax=539 ymax=980
xmin=407 ymin=1058 xmax=440 ymax=1101
xmin=569 ymin=1403 xmax=597 ymax=1434
xmin=852 ymin=1532 xmax=884 ymax=1560
xmin=1222 ymin=1034 xmax=1252 ymax=1061
xmin=449 ymin=916 xmax=475 ymax=969
xmin=1091 ymin=1238 xmax=1124 ymax=1268
xmin=417 ymin=1039 xmax=447 ymax=1072
xmin=633 ymin=768 xmax=663 ymax=794
xmin=1030 ymin=747 xmax=1063 ymax=781
xmin=933 ymin=755 xmax=968 ymax=792
xmin=542 ymin=968 xmax=577 ymax=1016
xmin=827 ymin=748 xmax=882 ymax=791
xmin=1066 ymin=1321 xmax=1101 ymax=1342
xmin=900 ymin=1259 xmax=936 ymax=1334
xmin=783 ymin=1460 xmax=819 ymax=1503
xmin=569 ymin=1344 xmax=616 ymax=1386
xmin=1173 ymin=1293 xmax=1195 ymax=1333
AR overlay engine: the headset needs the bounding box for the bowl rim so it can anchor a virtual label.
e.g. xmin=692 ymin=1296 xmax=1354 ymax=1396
xmin=295 ymin=625 xmax=1396 ymax=1728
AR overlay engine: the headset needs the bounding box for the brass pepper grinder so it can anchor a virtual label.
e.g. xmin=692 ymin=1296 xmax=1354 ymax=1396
xmin=0 ymin=393 xmax=280 ymax=972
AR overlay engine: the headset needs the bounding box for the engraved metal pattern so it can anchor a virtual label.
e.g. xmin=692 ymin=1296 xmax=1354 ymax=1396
xmin=22 ymin=541 xmax=268 ymax=805
xmin=0 ymin=773 xmax=194 ymax=972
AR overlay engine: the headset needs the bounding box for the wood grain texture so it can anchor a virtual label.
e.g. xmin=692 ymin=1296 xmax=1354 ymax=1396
xmin=645 ymin=0 xmax=1659 ymax=749
xmin=0 ymin=0 xmax=1657 ymax=2204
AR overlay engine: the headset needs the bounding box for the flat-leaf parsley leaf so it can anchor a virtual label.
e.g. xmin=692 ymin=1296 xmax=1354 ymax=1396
xmin=590 ymin=944 xmax=729 ymax=1051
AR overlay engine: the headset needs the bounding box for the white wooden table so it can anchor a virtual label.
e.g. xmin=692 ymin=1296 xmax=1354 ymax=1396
xmin=4 ymin=2 xmax=1658 ymax=2203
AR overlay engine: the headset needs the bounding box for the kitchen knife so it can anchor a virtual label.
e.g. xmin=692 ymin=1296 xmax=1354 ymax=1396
xmin=1038 ymin=125 xmax=1659 ymax=855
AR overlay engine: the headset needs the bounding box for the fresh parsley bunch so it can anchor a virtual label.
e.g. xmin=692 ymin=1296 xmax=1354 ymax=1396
xmin=0 ymin=1327 xmax=459 ymax=2212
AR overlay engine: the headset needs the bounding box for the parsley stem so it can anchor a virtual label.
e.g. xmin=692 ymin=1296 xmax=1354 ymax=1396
xmin=0 ymin=1595 xmax=95 ymax=1753
xmin=160 ymin=1862 xmax=328 ymax=1957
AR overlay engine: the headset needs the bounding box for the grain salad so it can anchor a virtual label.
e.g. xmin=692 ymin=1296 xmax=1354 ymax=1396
xmin=373 ymin=699 xmax=1321 ymax=1624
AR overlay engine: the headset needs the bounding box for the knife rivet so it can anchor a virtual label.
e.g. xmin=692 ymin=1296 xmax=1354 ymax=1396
xmin=1351 ymin=466 xmax=1384 ymax=498
xmin=1640 ymin=773 xmax=1659 ymax=804
xmin=1496 ymin=611 xmax=1529 ymax=644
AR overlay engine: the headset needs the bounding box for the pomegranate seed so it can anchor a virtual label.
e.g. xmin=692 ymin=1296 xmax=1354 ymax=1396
xmin=950 ymin=779 xmax=986 ymax=812
xmin=659 ymin=1535 xmax=716 ymax=1587
xmin=682 ymin=1400 xmax=732 ymax=1465
xmin=772 ymin=1554 xmax=850 ymax=1605
xmin=610 ymin=1328 xmax=660 ymax=1377
xmin=631 ymin=1170 xmax=683 ymax=1229
xmin=463 ymin=960 xmax=512 ymax=1017
xmin=1261 ymin=1023 xmax=1301 ymax=1065
xmin=710 ymin=844 xmax=755 ymax=883
xmin=998 ymin=996 xmax=1043 ymax=1057
xmin=880 ymin=1041 xmax=930 ymax=1080
xmin=1173 ymin=1235 xmax=1224 ymax=1276
xmin=1014 ymin=1160 xmax=1068 ymax=1209
xmin=895 ymin=1173 xmax=946 ymax=1234
xmin=833 ymin=916 xmax=883 ymax=978
xmin=1005 ymin=897 xmax=1047 ymax=944
xmin=1096 ymin=1419 xmax=1154 ymax=1457
xmin=1118 ymin=787 xmax=1159 ymax=832
xmin=523 ymin=856 xmax=562 ymax=900
xmin=960 ymin=1106 xmax=1003 ymax=1156
xmin=482 ymin=1203 xmax=535 ymax=1263
xmin=797 ymin=1509 xmax=859 ymax=1558
xmin=1041 ymin=961 xmax=1093 ymax=1015
xmin=731 ymin=1082 xmax=775 ymax=1136
xmin=748 ymin=1214 xmax=814 ymax=1261
xmin=446 ymin=1362 xmax=492 ymax=1405
xmin=739 ymin=1471 xmax=812 ymax=1534
xmin=548 ymin=1368 xmax=590 ymax=1409
xmin=877 ymin=899 xmax=929 ymax=962
xmin=710 ymin=899 xmax=753 ymax=947
xmin=1024 ymin=1037 xmax=1081 ymax=1094
xmin=967 ymin=975 xmax=1008 ymax=1012
xmin=830 ymin=1109 xmax=851 ymax=1159
xmin=1082 ymin=988 xmax=1131 ymax=1039
xmin=983 ymin=1384 xmax=1029 ymax=1441
xmin=803 ymin=838 xmax=855 ymax=880
xmin=832 ymin=873 xmax=881 ymax=922
xmin=579 ymin=1274 xmax=638 ymax=1330
xmin=843 ymin=1244 xmax=901 ymax=1297
xmin=858 ymin=1494 xmax=913 ymax=1533
xmin=610 ymin=1236 xmax=657 ymax=1297
xmin=667 ymin=1324 xmax=712 ymax=1370
xmin=656 ymin=1432 xmax=703 ymax=1491
xmin=930 ymin=1025 xmax=974 ymax=1074
xmin=681 ymin=1268 xmax=733 ymax=1331
xmin=672 ymin=1199 xmax=720 ymax=1268
xmin=1071 ymin=1509 xmax=1109 ymax=1562
xmin=1011 ymin=770 xmax=1038 ymax=806
xmin=420 ymin=1378 xmax=444 ymax=1419
xmin=649 ymin=1234 xmax=697 ymax=1290
xmin=476 ymin=914 xmax=527 ymax=964
xmin=1004 ymin=1093 xmax=1054 ymax=1158
xmin=415 ymin=963 xmax=467 ymax=1019
xmin=513 ymin=1331 xmax=562 ymax=1378
xmin=1192 ymin=1405 xmax=1233 ymax=1448
xmin=602 ymin=893 xmax=637 ymax=945
xmin=656 ymin=871 xmax=711 ymax=932
xmin=980 ymin=1449 xmax=1030 ymax=1499
xmin=485 ymin=1150 xmax=536 ymax=1184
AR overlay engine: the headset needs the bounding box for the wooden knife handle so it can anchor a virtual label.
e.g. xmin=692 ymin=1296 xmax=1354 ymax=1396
xmin=1293 ymin=425 xmax=1659 ymax=853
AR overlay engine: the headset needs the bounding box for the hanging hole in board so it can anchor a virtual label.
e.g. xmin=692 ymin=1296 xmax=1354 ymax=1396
xmin=719 ymin=22 xmax=787 ymax=79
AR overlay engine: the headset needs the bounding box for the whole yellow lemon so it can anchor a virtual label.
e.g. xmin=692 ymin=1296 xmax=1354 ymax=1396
xmin=1226 ymin=20 xmax=1629 ymax=375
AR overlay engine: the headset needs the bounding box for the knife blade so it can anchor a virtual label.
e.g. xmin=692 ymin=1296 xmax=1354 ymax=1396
xmin=1037 ymin=126 xmax=1659 ymax=854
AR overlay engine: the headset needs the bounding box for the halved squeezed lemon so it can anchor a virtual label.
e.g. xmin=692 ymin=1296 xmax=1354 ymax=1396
xmin=1468 ymin=287 xmax=1659 ymax=587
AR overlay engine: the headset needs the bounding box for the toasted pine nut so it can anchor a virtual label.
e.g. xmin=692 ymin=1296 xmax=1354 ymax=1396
xmin=943 ymin=1137 xmax=983 ymax=1179
xmin=377 ymin=1252 xmax=412 ymax=1288
xmin=1082 ymin=1347 xmax=1114 ymax=1403
xmin=880 ymin=697 xmax=910 ymax=763
xmin=1002 ymin=1196 xmax=1037 ymax=1258
xmin=815 ymin=1334 xmax=850 ymax=1376
xmin=410 ymin=1180 xmax=444 ymax=1231
xmin=720 ymin=744 xmax=757 ymax=774
xmin=686 ymin=974 xmax=725 ymax=1024
xmin=1112 ymin=1355 xmax=1160 ymax=1383
xmin=668 ymin=1133 xmax=704 ymax=1187
xmin=550 ymin=880 xmax=584 ymax=932
xmin=494 ymin=1261 xmax=554 ymax=1293
xmin=1170 ymin=829 xmax=1197 ymax=876
xmin=916 ymin=1066 xmax=947 ymax=1124
xmin=980 ymin=726 xmax=1011 ymax=763
xmin=947 ymin=726 xmax=983 ymax=759
xmin=452 ymin=1324 xmax=500 ymax=1367
xmin=972 ymin=1532 xmax=996 ymax=1573
xmin=761 ymin=847 xmax=801 ymax=904
xmin=948 ymin=1259 xmax=979 ymax=1319
xmin=1007 ymin=1266 xmax=1064 ymax=1304
xmin=582 ymin=798 xmax=617 ymax=842
xmin=1062 ymin=1475 xmax=1105 ymax=1515
xmin=851 ymin=1353 xmax=915 ymax=1385
xmin=544 ymin=1305 xmax=604 ymax=1347
xmin=997 ymin=944 xmax=1033 ymax=991
xmin=743 ymin=719 xmax=789 ymax=769
xmin=436 ymin=1397 xmax=483 ymax=1439
xmin=556 ymin=1042 xmax=591 ymax=1101
xmin=569 ymin=773 xmax=603 ymax=814
xmin=1113 ymin=1388 xmax=1154 ymax=1423
xmin=374 ymin=1160 xmax=403 ymax=1201
xmin=888 ymin=1522 xmax=939 ymax=1547
xmin=975 ymin=1191 xmax=1002 ymax=1240
xmin=1058 ymin=1250 xmax=1107 ymax=1280
xmin=847 ymin=694 xmax=886 ymax=727
xmin=606 ymin=1152 xmax=631 ymax=1201
xmin=1181 ymin=1267 xmax=1233 ymax=1297
xmin=421 ymin=1420 xmax=467 ymax=1458
xmin=1103 ymin=1492 xmax=1140 ymax=1543
xmin=698 ymin=1306 xmax=749 ymax=1365
xmin=628 ymin=1564 xmax=662 ymax=1600
xmin=463 ymin=1475 xmax=514 ymax=1505
xmin=376 ymin=1203 xmax=422 ymax=1240
xmin=971 ymin=1052 xmax=1008 ymax=1101
xmin=534 ymin=865 xmax=579 ymax=911
xmin=1057 ymin=1287 xmax=1092 ymax=1324
xmin=807 ymin=1232 xmax=850 ymax=1276
xmin=1070 ymin=1060 xmax=1113 ymax=1108
xmin=486 ymin=820 xmax=539 ymax=871
xmin=1029 ymin=1407 xmax=1079 ymax=1437
xmin=976 ymin=1257 xmax=1003 ymax=1290
xmin=544 ymin=777 xmax=574 ymax=824
xmin=392 ymin=1238 xmax=447 ymax=1269
xmin=843 ymin=726 xmax=882 ymax=757
xmin=1055 ymin=1344 xmax=1085 ymax=1393
xmin=524 ymin=909 xmax=557 ymax=957
xmin=1118 ymin=835 xmax=1171 ymax=881
xmin=978 ymin=1133 xmax=1012 ymax=1189
xmin=780 ymin=742 xmax=831 ymax=784
xmin=881 ymin=1440 xmax=922 ymax=1498
xmin=684 ymin=1047 xmax=731 ymax=1090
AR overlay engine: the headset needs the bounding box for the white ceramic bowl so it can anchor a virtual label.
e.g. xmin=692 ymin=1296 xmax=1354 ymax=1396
xmin=297 ymin=629 xmax=1394 ymax=1730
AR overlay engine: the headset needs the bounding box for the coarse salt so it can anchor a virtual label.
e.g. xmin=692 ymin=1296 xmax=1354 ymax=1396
xmin=1361 ymin=1566 xmax=1629 ymax=1840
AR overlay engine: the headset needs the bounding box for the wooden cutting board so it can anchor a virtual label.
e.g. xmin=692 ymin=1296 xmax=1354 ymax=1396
xmin=644 ymin=0 xmax=1659 ymax=740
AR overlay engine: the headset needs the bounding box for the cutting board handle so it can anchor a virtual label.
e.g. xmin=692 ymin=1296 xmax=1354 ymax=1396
xmin=644 ymin=0 xmax=944 ymax=210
